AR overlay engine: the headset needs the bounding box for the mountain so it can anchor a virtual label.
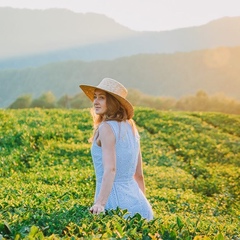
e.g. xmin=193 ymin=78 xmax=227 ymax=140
xmin=0 ymin=7 xmax=240 ymax=69
xmin=0 ymin=7 xmax=136 ymax=58
xmin=0 ymin=46 xmax=240 ymax=108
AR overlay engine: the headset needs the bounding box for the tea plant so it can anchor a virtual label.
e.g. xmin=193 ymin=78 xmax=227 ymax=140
xmin=0 ymin=108 xmax=239 ymax=239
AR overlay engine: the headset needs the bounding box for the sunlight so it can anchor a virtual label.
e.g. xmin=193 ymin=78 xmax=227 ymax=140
xmin=203 ymin=47 xmax=231 ymax=68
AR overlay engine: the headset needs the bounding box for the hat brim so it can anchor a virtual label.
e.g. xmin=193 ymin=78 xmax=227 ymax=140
xmin=79 ymin=84 xmax=134 ymax=119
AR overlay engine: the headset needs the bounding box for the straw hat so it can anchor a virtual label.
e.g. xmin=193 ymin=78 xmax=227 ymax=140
xmin=79 ymin=78 xmax=134 ymax=118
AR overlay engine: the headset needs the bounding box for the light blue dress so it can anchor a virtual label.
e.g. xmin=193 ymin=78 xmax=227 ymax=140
xmin=91 ymin=120 xmax=153 ymax=220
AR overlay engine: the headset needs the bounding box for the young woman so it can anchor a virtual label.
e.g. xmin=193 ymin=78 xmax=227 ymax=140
xmin=80 ymin=78 xmax=153 ymax=220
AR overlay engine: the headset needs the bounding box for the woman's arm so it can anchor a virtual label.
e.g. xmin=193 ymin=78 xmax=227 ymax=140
xmin=134 ymin=148 xmax=146 ymax=195
xmin=90 ymin=123 xmax=116 ymax=214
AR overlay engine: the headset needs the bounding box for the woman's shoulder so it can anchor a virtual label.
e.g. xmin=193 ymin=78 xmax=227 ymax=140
xmin=104 ymin=120 xmax=120 ymax=128
xmin=98 ymin=121 xmax=115 ymax=136
xmin=100 ymin=120 xmax=121 ymax=138
xmin=100 ymin=120 xmax=136 ymax=133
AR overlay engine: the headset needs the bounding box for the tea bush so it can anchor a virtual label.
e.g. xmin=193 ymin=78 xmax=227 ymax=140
xmin=0 ymin=108 xmax=239 ymax=239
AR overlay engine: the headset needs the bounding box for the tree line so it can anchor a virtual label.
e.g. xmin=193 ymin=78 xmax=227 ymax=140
xmin=8 ymin=89 xmax=240 ymax=115
xmin=1 ymin=46 xmax=240 ymax=110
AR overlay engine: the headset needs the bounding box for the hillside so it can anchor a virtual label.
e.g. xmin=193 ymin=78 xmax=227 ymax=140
xmin=0 ymin=46 xmax=240 ymax=108
xmin=0 ymin=108 xmax=239 ymax=239
xmin=0 ymin=7 xmax=136 ymax=59
xmin=0 ymin=7 xmax=240 ymax=69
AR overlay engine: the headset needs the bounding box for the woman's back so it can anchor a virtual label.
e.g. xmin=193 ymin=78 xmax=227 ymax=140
xmin=110 ymin=120 xmax=139 ymax=181
xmin=92 ymin=121 xmax=139 ymax=182
xmin=91 ymin=120 xmax=153 ymax=220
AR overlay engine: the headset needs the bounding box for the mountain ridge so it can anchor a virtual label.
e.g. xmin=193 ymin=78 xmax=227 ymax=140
xmin=0 ymin=7 xmax=136 ymax=58
xmin=0 ymin=7 xmax=240 ymax=69
xmin=0 ymin=46 xmax=239 ymax=108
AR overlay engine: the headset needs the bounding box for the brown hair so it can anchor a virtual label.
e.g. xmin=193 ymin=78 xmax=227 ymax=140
xmin=90 ymin=92 xmax=136 ymax=142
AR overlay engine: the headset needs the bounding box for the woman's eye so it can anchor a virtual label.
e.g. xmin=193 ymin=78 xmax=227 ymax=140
xmin=93 ymin=95 xmax=105 ymax=100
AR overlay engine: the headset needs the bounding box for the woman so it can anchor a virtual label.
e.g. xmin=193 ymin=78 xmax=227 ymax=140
xmin=79 ymin=77 xmax=153 ymax=220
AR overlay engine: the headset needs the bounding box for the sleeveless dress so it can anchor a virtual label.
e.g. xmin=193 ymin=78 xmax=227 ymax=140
xmin=91 ymin=120 xmax=153 ymax=220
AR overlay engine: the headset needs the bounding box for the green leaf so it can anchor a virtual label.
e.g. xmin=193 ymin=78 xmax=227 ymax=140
xmin=214 ymin=232 xmax=225 ymax=240
xmin=28 ymin=225 xmax=40 ymax=237
xmin=176 ymin=216 xmax=184 ymax=231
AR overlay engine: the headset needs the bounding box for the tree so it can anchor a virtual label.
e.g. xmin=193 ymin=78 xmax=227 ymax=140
xmin=8 ymin=95 xmax=32 ymax=109
xmin=70 ymin=93 xmax=91 ymax=109
xmin=57 ymin=94 xmax=71 ymax=108
xmin=30 ymin=91 xmax=56 ymax=108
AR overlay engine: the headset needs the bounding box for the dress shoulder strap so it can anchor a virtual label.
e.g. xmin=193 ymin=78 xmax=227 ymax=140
xmin=104 ymin=120 xmax=120 ymax=139
xmin=100 ymin=120 xmax=137 ymax=142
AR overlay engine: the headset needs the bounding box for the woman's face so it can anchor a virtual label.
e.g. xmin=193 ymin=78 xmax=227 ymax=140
xmin=93 ymin=89 xmax=107 ymax=115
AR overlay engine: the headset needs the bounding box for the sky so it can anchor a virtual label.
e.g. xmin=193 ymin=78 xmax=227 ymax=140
xmin=0 ymin=0 xmax=240 ymax=31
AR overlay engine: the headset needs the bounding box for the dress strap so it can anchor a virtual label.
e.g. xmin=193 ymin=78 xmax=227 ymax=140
xmin=103 ymin=121 xmax=120 ymax=139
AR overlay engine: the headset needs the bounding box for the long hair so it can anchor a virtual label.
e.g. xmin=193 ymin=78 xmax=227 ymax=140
xmin=90 ymin=92 xmax=136 ymax=141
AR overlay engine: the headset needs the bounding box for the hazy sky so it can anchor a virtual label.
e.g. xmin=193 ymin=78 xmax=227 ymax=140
xmin=0 ymin=0 xmax=240 ymax=31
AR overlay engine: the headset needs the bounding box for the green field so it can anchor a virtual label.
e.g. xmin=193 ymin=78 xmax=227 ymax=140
xmin=0 ymin=108 xmax=239 ymax=239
